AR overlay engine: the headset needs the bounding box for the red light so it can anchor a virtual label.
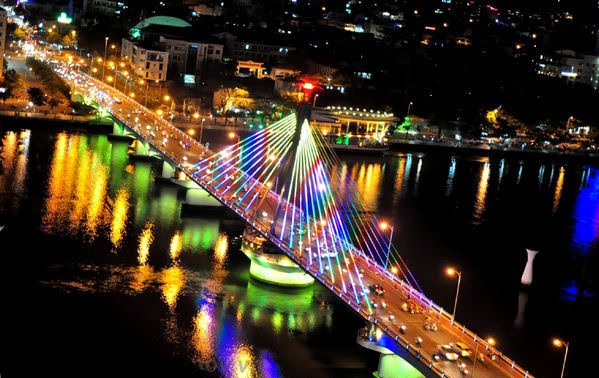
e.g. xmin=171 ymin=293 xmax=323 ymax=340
xmin=303 ymin=83 xmax=315 ymax=90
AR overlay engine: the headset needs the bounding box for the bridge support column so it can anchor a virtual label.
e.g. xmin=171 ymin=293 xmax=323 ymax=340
xmin=357 ymin=324 xmax=433 ymax=378
xmin=161 ymin=160 xmax=177 ymax=179
xmin=240 ymin=226 xmax=314 ymax=287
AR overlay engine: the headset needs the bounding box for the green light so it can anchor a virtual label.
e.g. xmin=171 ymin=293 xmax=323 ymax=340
xmin=249 ymin=124 xmax=254 ymax=129
xmin=57 ymin=12 xmax=72 ymax=24
xmin=378 ymin=354 xmax=425 ymax=378
xmin=248 ymin=260 xmax=314 ymax=287
xmin=258 ymin=124 xmax=264 ymax=129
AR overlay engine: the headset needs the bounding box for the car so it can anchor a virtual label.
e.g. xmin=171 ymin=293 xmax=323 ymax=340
xmin=436 ymin=344 xmax=459 ymax=361
xmin=450 ymin=342 xmax=472 ymax=358
xmin=369 ymin=284 xmax=385 ymax=297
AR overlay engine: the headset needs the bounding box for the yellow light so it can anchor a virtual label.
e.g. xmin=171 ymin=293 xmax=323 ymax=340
xmin=123 ymin=71 xmax=129 ymax=76
xmin=188 ymin=129 xmax=195 ymax=135
xmin=487 ymin=337 xmax=496 ymax=346
xmin=92 ymin=67 xmax=98 ymax=73
xmin=163 ymin=95 xmax=170 ymax=101
xmin=380 ymin=222 xmax=389 ymax=230
xmin=320 ymin=220 xmax=326 ymax=227
xmin=107 ymin=76 xmax=113 ymax=82
xmin=97 ymin=57 xmax=102 ymax=62
xmin=553 ymin=338 xmax=564 ymax=348
xmin=138 ymin=79 xmax=145 ymax=85
xmin=228 ymin=131 xmax=237 ymax=139
xmin=193 ymin=112 xmax=200 ymax=119
xmin=391 ymin=266 xmax=399 ymax=275
xmin=129 ymin=92 xmax=135 ymax=98
xmin=111 ymin=44 xmax=116 ymax=49
xmin=446 ymin=267 xmax=456 ymax=276
xmin=120 ymin=62 xmax=125 ymax=67
xmin=156 ymin=109 xmax=163 ymax=116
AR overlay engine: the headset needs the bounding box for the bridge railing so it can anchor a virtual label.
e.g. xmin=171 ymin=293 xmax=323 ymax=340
xmin=63 ymin=64 xmax=533 ymax=378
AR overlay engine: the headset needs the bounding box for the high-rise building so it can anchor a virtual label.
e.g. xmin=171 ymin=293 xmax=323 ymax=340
xmin=0 ymin=9 xmax=6 ymax=80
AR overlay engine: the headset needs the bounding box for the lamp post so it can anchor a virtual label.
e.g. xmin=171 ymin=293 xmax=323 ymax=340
xmin=313 ymin=93 xmax=319 ymax=107
xmin=446 ymin=267 xmax=462 ymax=325
xmin=379 ymin=222 xmax=394 ymax=270
xmin=139 ymin=79 xmax=149 ymax=107
xmin=553 ymin=338 xmax=569 ymax=378
xmin=407 ymin=101 xmax=413 ymax=117
xmin=200 ymin=117 xmax=206 ymax=145
xmin=472 ymin=337 xmax=495 ymax=377
xmin=101 ymin=37 xmax=108 ymax=82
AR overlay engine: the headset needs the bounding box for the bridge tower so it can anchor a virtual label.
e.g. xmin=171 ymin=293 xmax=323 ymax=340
xmin=241 ymin=82 xmax=320 ymax=287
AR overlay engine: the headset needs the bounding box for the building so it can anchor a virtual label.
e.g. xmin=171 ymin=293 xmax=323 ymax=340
xmin=159 ymin=36 xmax=223 ymax=77
xmin=537 ymin=50 xmax=599 ymax=89
xmin=214 ymin=32 xmax=295 ymax=62
xmin=121 ymin=38 xmax=169 ymax=81
xmin=83 ymin=0 xmax=128 ymax=16
xmin=236 ymin=60 xmax=266 ymax=78
xmin=0 ymin=9 xmax=5 ymax=80
xmin=310 ymin=106 xmax=397 ymax=139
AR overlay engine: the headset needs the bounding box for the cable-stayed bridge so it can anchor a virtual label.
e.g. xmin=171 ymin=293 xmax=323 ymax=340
xmin=56 ymin=65 xmax=533 ymax=378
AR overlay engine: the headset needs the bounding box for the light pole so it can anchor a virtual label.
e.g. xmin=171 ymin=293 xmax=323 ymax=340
xmin=379 ymin=222 xmax=394 ymax=270
xmin=101 ymin=37 xmax=108 ymax=82
xmin=199 ymin=118 xmax=206 ymax=145
xmin=552 ymin=338 xmax=569 ymax=378
xmin=407 ymin=101 xmax=413 ymax=117
xmin=446 ymin=267 xmax=462 ymax=325
xmin=139 ymin=79 xmax=149 ymax=107
xmin=472 ymin=337 xmax=495 ymax=377
xmin=313 ymin=94 xmax=319 ymax=107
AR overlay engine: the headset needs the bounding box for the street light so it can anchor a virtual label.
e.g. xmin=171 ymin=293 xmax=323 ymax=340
xmin=199 ymin=117 xmax=206 ymax=144
xmin=445 ymin=267 xmax=462 ymax=325
xmin=407 ymin=101 xmax=413 ymax=117
xmin=472 ymin=337 xmax=496 ymax=377
xmin=101 ymin=37 xmax=108 ymax=82
xmin=139 ymin=79 xmax=149 ymax=107
xmin=379 ymin=222 xmax=394 ymax=270
xmin=313 ymin=93 xmax=319 ymax=107
xmin=552 ymin=338 xmax=569 ymax=378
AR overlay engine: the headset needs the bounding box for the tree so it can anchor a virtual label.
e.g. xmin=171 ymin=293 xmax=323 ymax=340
xmin=48 ymin=98 xmax=61 ymax=109
xmin=0 ymin=87 xmax=13 ymax=104
xmin=28 ymin=87 xmax=47 ymax=106
xmin=3 ymin=69 xmax=22 ymax=91
xmin=13 ymin=27 xmax=27 ymax=40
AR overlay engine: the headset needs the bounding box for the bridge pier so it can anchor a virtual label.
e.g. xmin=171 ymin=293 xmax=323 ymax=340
xmin=241 ymin=226 xmax=314 ymax=287
xmin=357 ymin=324 xmax=432 ymax=378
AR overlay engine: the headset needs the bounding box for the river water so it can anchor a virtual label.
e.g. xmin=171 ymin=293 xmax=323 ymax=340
xmin=0 ymin=127 xmax=595 ymax=377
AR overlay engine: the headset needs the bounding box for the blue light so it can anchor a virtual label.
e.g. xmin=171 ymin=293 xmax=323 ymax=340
xmin=571 ymin=168 xmax=599 ymax=255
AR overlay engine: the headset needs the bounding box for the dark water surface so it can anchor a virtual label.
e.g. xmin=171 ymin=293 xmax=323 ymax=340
xmin=0 ymin=128 xmax=595 ymax=377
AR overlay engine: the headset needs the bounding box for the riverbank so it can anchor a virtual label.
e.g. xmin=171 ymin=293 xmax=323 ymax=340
xmin=0 ymin=111 xmax=113 ymax=133
xmin=387 ymin=138 xmax=599 ymax=161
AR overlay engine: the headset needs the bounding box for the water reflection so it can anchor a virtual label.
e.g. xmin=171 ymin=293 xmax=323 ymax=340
xmin=110 ymin=188 xmax=130 ymax=250
xmin=445 ymin=157 xmax=456 ymax=196
xmin=553 ymin=166 xmax=565 ymax=213
xmin=0 ymin=130 xmax=30 ymax=211
xmin=393 ymin=156 xmax=407 ymax=204
xmin=169 ymin=231 xmax=183 ymax=261
xmin=42 ymin=133 xmax=111 ymax=238
xmin=138 ymin=221 xmax=154 ymax=265
xmin=160 ymin=265 xmax=185 ymax=310
xmin=413 ymin=157 xmax=423 ymax=195
xmin=571 ymin=168 xmax=599 ymax=255
xmin=473 ymin=160 xmax=490 ymax=224
xmin=351 ymin=161 xmax=383 ymax=211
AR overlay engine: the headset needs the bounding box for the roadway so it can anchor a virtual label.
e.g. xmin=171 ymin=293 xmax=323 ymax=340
xmin=50 ymin=62 xmax=532 ymax=378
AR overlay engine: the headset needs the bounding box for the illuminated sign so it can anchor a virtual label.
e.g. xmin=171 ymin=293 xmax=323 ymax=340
xmin=183 ymin=74 xmax=195 ymax=84
xmin=561 ymin=71 xmax=577 ymax=78
xmin=57 ymin=12 xmax=72 ymax=24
